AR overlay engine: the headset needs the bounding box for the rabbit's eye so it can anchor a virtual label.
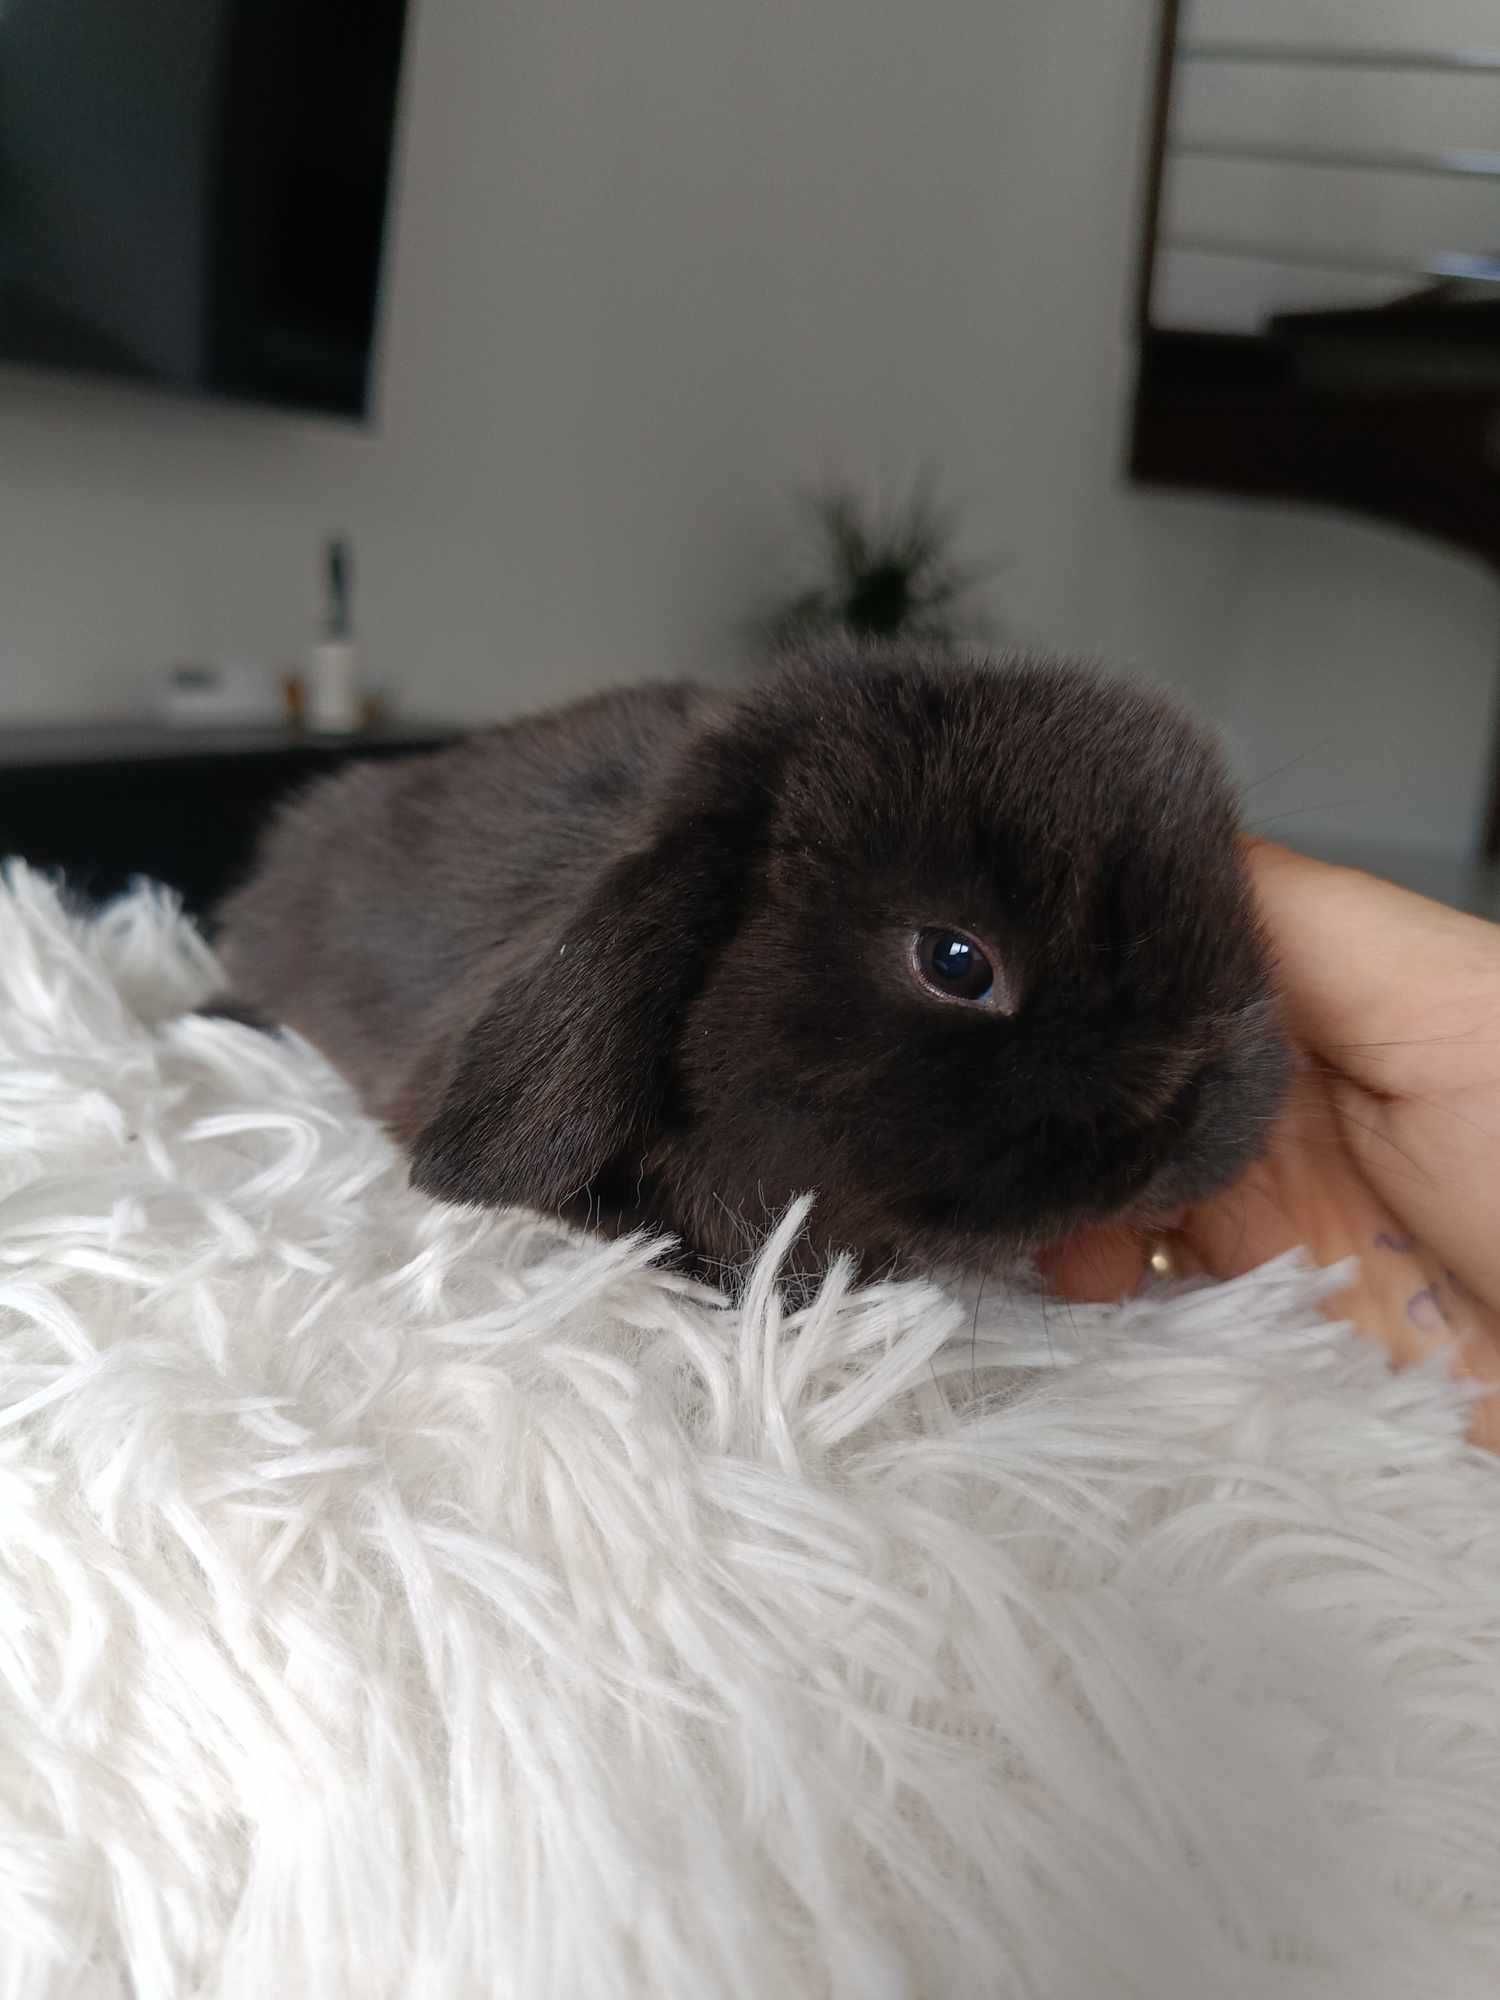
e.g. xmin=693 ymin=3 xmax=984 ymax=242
xmin=910 ymin=928 xmax=996 ymax=1005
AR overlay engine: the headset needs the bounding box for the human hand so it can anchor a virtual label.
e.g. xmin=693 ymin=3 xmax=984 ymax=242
xmin=1039 ymin=840 xmax=1500 ymax=1448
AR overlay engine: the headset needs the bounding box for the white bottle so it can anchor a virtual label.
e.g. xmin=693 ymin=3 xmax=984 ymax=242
xmin=306 ymin=537 xmax=362 ymax=734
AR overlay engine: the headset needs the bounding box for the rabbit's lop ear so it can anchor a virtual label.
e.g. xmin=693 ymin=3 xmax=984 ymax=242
xmin=408 ymin=713 xmax=781 ymax=1215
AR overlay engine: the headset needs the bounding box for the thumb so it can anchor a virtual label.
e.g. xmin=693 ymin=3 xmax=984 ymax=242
xmin=1244 ymin=840 xmax=1500 ymax=1102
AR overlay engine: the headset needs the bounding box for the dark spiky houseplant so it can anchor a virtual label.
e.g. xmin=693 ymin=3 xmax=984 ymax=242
xmin=762 ymin=477 xmax=991 ymax=653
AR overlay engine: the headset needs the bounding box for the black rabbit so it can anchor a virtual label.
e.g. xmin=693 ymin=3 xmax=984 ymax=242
xmin=214 ymin=644 xmax=1289 ymax=1274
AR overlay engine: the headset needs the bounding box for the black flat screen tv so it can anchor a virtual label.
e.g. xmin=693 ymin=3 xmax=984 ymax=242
xmin=0 ymin=0 xmax=409 ymax=419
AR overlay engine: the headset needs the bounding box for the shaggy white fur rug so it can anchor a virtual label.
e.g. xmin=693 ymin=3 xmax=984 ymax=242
xmin=2 ymin=864 xmax=1500 ymax=1999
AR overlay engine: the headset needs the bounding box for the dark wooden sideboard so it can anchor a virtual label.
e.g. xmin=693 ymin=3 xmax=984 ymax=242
xmin=0 ymin=722 xmax=460 ymax=924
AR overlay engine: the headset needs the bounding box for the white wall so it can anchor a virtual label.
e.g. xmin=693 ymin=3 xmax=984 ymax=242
xmin=0 ymin=0 xmax=1494 ymax=861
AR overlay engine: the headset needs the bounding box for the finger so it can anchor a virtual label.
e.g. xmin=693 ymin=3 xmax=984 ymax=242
xmin=1245 ymin=840 xmax=1500 ymax=1100
xmin=1179 ymin=1062 xmax=1386 ymax=1278
xmin=1330 ymin=1076 xmax=1500 ymax=1340
xmin=1179 ymin=1160 xmax=1438 ymax=1367
xmin=1176 ymin=1063 xmax=1474 ymax=1362
xmin=1034 ymin=1223 xmax=1149 ymax=1303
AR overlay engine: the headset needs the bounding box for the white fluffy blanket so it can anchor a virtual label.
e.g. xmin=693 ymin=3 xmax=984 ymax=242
xmin=2 ymin=864 xmax=1499 ymax=2000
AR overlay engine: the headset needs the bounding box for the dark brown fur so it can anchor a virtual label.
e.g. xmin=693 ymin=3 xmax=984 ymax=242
xmin=214 ymin=644 xmax=1289 ymax=1276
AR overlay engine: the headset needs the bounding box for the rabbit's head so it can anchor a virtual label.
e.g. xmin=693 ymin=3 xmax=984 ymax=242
xmin=411 ymin=647 xmax=1289 ymax=1273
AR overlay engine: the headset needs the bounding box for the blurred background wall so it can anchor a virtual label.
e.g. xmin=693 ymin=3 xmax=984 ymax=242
xmin=0 ymin=0 xmax=1495 ymax=873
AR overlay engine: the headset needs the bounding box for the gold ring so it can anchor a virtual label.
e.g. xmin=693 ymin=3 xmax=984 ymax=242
xmin=1147 ymin=1239 xmax=1179 ymax=1281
